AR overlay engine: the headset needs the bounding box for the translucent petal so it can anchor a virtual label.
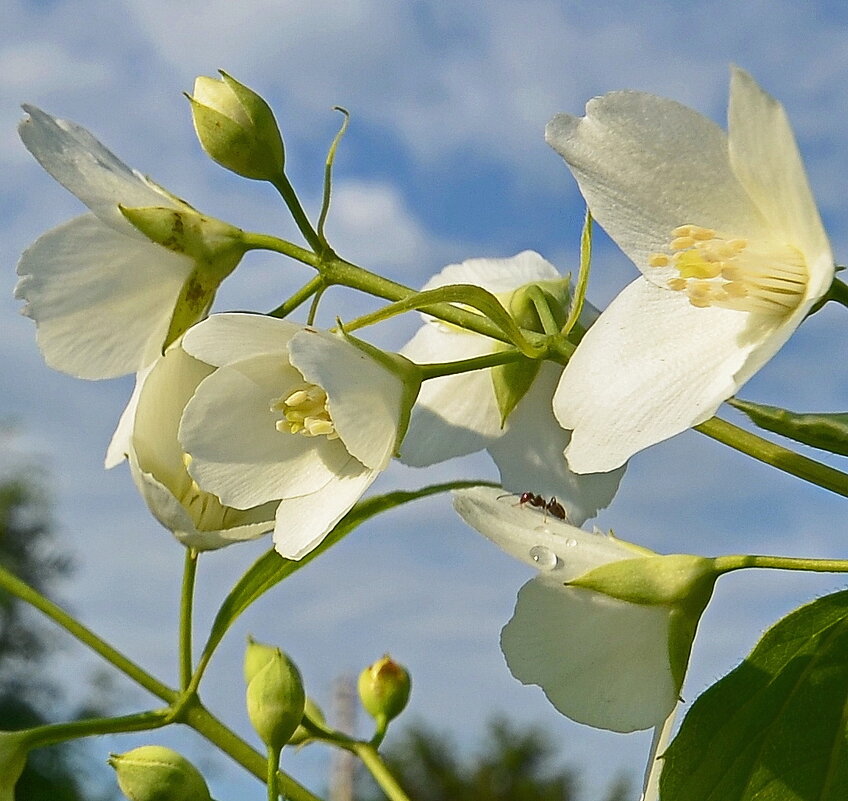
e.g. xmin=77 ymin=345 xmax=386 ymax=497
xmin=553 ymin=279 xmax=781 ymax=473
xmin=502 ymin=577 xmax=677 ymax=732
xmin=181 ymin=313 xmax=300 ymax=368
xmin=400 ymin=324 xmax=501 ymax=465
xmin=19 ymin=105 xmax=172 ymax=231
xmin=288 ymin=329 xmax=402 ymax=470
xmin=488 ymin=364 xmax=624 ymax=525
xmin=106 ymin=364 xmax=152 ymax=469
xmin=546 ymin=93 xmax=769 ymax=275
xmin=419 ymin=250 xmax=561 ymax=295
xmin=727 ymin=67 xmax=833 ymax=298
xmin=180 ymin=353 xmax=352 ymax=508
xmin=15 ymin=214 xmax=192 ymax=379
xmin=272 ymin=460 xmax=378 ymax=560
xmin=452 ymin=486 xmax=640 ymax=577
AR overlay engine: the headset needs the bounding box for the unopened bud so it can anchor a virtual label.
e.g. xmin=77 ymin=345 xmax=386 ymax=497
xmin=243 ymin=635 xmax=279 ymax=684
xmin=358 ymin=655 xmax=411 ymax=725
xmin=108 ymin=745 xmax=211 ymax=801
xmin=245 ymin=642 xmax=306 ymax=750
xmin=189 ymin=72 xmax=284 ymax=181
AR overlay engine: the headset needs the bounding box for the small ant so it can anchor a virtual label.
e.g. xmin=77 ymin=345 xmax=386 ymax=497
xmin=499 ymin=491 xmax=568 ymax=521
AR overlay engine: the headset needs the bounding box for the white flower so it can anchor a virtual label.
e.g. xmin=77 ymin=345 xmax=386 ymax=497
xmin=453 ymin=486 xmax=715 ymax=733
xmin=546 ymin=68 xmax=834 ymax=473
xmin=16 ymin=106 xmax=244 ymax=380
xmin=176 ymin=313 xmax=408 ymax=559
xmin=106 ymin=345 xmax=277 ymax=550
xmin=399 ymin=251 xmax=623 ymax=525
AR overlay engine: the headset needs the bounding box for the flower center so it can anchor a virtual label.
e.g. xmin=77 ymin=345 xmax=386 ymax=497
xmin=648 ymin=224 xmax=807 ymax=315
xmin=270 ymin=383 xmax=339 ymax=440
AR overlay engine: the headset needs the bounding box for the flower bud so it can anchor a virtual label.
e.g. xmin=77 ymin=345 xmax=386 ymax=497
xmin=188 ymin=71 xmax=284 ymax=181
xmin=357 ymin=655 xmax=411 ymax=724
xmin=245 ymin=644 xmax=306 ymax=750
xmin=243 ymin=635 xmax=279 ymax=685
xmin=108 ymin=745 xmax=211 ymax=801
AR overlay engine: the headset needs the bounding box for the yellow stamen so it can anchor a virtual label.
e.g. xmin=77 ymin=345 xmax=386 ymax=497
xmin=271 ymin=383 xmax=339 ymax=441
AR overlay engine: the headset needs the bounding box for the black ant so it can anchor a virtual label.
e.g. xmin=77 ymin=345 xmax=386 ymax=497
xmin=499 ymin=491 xmax=567 ymax=521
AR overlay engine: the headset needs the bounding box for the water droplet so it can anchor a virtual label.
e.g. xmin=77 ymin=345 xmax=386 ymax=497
xmin=529 ymin=545 xmax=559 ymax=571
xmin=565 ymin=538 xmax=578 ymax=548
xmin=533 ymin=525 xmax=552 ymax=536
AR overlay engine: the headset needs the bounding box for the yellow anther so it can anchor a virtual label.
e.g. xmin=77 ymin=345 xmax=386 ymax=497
xmin=271 ymin=383 xmax=339 ymax=441
xmin=648 ymin=253 xmax=669 ymax=268
xmin=671 ymin=236 xmax=696 ymax=250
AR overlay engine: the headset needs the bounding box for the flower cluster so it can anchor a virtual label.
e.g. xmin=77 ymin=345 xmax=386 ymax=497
xmin=15 ymin=67 xmax=832 ymax=760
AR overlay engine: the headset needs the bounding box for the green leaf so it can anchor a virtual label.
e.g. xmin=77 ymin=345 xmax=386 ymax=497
xmin=661 ymin=590 xmax=848 ymax=801
xmin=491 ymin=348 xmax=541 ymax=426
xmin=729 ymin=397 xmax=848 ymax=457
xmin=197 ymin=480 xmax=496 ymax=670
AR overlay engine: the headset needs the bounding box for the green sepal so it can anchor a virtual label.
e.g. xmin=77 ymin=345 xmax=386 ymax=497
xmin=508 ymin=279 xmax=571 ymax=334
xmin=109 ymin=745 xmax=212 ymax=801
xmin=245 ymin=647 xmax=306 ymax=751
xmin=730 ymin=396 xmax=848 ymax=456
xmin=661 ymin=589 xmax=848 ymax=801
xmin=491 ymin=346 xmax=540 ymax=427
xmin=567 ymin=554 xmax=719 ymax=608
xmin=336 ymin=322 xmax=422 ymax=455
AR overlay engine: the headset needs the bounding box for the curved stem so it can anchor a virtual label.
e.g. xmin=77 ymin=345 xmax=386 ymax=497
xmin=268 ymin=275 xmax=326 ymax=319
xmin=419 ymin=348 xmax=526 ymax=380
xmin=270 ymin=174 xmax=323 ymax=254
xmin=267 ymin=745 xmax=282 ymax=801
xmin=0 ymin=563 xmax=176 ymax=703
xmin=20 ymin=709 xmax=172 ymax=750
xmin=351 ymin=742 xmax=411 ymax=801
xmin=180 ymin=548 xmax=199 ymax=691
xmin=696 ymin=416 xmax=848 ymax=498
xmin=714 ymin=553 xmax=848 ymax=575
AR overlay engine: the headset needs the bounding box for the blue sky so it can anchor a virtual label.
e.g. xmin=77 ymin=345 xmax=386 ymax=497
xmin=4 ymin=0 xmax=848 ymax=797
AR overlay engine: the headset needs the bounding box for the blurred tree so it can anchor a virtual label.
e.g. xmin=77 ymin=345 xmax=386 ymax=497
xmin=0 ymin=463 xmax=113 ymax=800
xmin=357 ymin=716 xmax=630 ymax=801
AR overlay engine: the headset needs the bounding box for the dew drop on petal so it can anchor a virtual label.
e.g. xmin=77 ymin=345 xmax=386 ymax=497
xmin=529 ymin=545 xmax=559 ymax=571
xmin=565 ymin=538 xmax=578 ymax=548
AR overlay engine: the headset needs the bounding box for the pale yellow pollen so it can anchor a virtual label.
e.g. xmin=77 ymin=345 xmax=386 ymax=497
xmin=271 ymin=383 xmax=339 ymax=441
xmin=647 ymin=223 xmax=807 ymax=315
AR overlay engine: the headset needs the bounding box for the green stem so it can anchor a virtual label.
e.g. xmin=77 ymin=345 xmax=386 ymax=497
xmin=180 ymin=549 xmax=199 ymax=691
xmin=267 ymin=745 xmax=282 ymax=801
xmin=0 ymin=563 xmax=176 ymax=703
xmin=419 ymin=349 xmax=526 ymax=380
xmin=351 ymin=743 xmax=411 ymax=801
xmin=20 ymin=709 xmax=171 ymax=750
xmin=525 ymin=286 xmax=560 ymax=336
xmin=182 ymin=702 xmax=323 ymax=801
xmin=696 ymin=416 xmax=848 ymax=498
xmin=267 ymin=275 xmax=326 ymax=319
xmin=269 ymin=174 xmax=323 ymax=254
xmin=714 ymin=554 xmax=848 ymax=574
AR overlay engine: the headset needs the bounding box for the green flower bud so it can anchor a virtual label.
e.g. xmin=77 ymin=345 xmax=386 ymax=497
xmin=507 ymin=278 xmax=571 ymax=334
xmin=243 ymin=635 xmax=279 ymax=685
xmin=245 ymin=645 xmax=306 ymax=750
xmin=358 ymin=655 xmax=411 ymax=724
xmin=108 ymin=745 xmax=211 ymax=801
xmin=188 ymin=71 xmax=285 ymax=181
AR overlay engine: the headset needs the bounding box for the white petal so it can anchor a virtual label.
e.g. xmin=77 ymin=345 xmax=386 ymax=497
xmin=15 ymin=214 xmax=193 ymax=379
xmin=19 ymin=105 xmax=172 ymax=231
xmin=554 ymin=278 xmax=782 ymax=473
xmin=272 ymin=461 xmax=378 ymax=560
xmin=181 ymin=313 xmax=300 ymax=367
xmin=288 ymin=330 xmax=402 ymax=470
xmin=488 ymin=363 xmax=624 ymax=525
xmin=545 ymin=93 xmax=769 ymax=274
xmin=129 ymin=457 xmax=273 ymax=551
xmin=180 ymin=354 xmax=352 ymax=507
xmin=420 ymin=250 xmax=561 ymax=295
xmin=502 ymin=577 xmax=677 ymax=732
xmin=105 ymin=363 xmax=155 ymax=468
xmin=452 ymin=486 xmax=639 ymax=578
xmin=728 ymin=67 xmax=832 ymax=290
xmin=132 ymin=348 xmax=212 ymax=491
xmin=400 ymin=324 xmax=502 ymax=465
